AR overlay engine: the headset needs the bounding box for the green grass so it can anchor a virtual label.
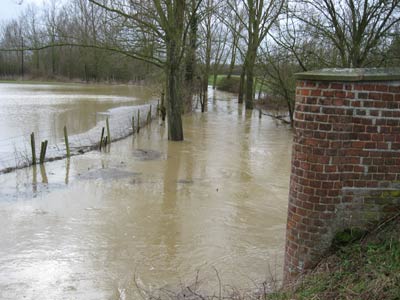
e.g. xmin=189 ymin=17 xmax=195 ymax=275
xmin=209 ymin=74 xmax=270 ymax=94
xmin=207 ymin=74 xmax=239 ymax=86
xmin=268 ymin=216 xmax=400 ymax=300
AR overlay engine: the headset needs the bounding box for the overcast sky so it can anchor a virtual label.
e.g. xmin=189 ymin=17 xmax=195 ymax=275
xmin=0 ymin=0 xmax=43 ymax=22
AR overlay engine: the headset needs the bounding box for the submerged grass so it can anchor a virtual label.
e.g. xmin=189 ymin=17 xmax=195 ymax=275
xmin=268 ymin=215 xmax=400 ymax=300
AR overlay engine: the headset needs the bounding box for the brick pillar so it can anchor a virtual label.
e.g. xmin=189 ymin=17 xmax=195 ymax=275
xmin=284 ymin=69 xmax=400 ymax=281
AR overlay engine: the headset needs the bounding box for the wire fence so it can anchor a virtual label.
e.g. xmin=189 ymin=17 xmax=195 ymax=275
xmin=0 ymin=102 xmax=159 ymax=174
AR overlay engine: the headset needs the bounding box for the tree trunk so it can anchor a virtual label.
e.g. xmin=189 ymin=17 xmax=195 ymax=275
xmin=287 ymin=98 xmax=294 ymax=127
xmin=245 ymin=68 xmax=254 ymax=109
xmin=227 ymin=48 xmax=236 ymax=79
xmin=183 ymin=0 xmax=198 ymax=113
xmin=238 ymin=65 xmax=245 ymax=103
xmin=244 ymin=48 xmax=256 ymax=110
xmin=160 ymin=0 xmax=185 ymax=141
xmin=227 ymin=35 xmax=238 ymax=79
xmin=212 ymin=72 xmax=217 ymax=90
xmin=166 ymin=66 xmax=184 ymax=140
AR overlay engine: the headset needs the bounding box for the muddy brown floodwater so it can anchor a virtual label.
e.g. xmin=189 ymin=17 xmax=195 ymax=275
xmin=0 ymin=87 xmax=292 ymax=299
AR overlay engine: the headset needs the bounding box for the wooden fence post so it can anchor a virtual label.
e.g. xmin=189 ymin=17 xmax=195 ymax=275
xmin=99 ymin=127 xmax=105 ymax=150
xmin=39 ymin=140 xmax=48 ymax=164
xmin=137 ymin=110 xmax=140 ymax=133
xmin=106 ymin=117 xmax=111 ymax=145
xmin=30 ymin=132 xmax=36 ymax=165
xmin=147 ymin=105 xmax=152 ymax=123
xmin=64 ymin=126 xmax=70 ymax=157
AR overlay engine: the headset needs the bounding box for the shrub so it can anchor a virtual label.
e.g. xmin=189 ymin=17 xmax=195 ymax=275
xmin=216 ymin=76 xmax=241 ymax=93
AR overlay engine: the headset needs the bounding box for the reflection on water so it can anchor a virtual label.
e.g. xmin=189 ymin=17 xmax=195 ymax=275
xmin=65 ymin=158 xmax=70 ymax=185
xmin=0 ymin=89 xmax=292 ymax=299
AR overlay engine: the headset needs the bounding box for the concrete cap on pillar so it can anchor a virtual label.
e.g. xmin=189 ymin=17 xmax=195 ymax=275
xmin=295 ymin=68 xmax=400 ymax=82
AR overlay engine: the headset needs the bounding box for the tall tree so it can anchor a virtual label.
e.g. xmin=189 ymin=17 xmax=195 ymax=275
xmin=198 ymin=0 xmax=216 ymax=113
xmin=183 ymin=0 xmax=199 ymax=113
xmin=228 ymin=0 xmax=284 ymax=110
xmin=88 ymin=0 xmax=203 ymax=141
xmin=211 ymin=24 xmax=229 ymax=89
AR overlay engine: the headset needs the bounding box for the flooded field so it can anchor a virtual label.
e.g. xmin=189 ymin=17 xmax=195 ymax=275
xmin=0 ymin=86 xmax=292 ymax=299
xmin=0 ymin=83 xmax=153 ymax=162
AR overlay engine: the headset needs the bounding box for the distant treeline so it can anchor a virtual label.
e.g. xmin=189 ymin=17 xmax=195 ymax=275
xmin=0 ymin=1 xmax=162 ymax=82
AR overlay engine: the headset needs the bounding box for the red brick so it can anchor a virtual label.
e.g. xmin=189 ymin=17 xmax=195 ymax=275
xmin=333 ymin=98 xmax=345 ymax=106
xmin=322 ymin=90 xmax=334 ymax=97
xmin=301 ymin=89 xmax=310 ymax=96
xmin=319 ymin=82 xmax=330 ymax=89
xmin=375 ymin=85 xmax=388 ymax=92
xmin=382 ymin=93 xmax=394 ymax=101
xmin=331 ymin=83 xmax=343 ymax=89
xmin=363 ymin=84 xmax=376 ymax=91
xmin=374 ymin=101 xmax=386 ymax=108
xmin=324 ymin=165 xmax=337 ymax=172
xmin=334 ymin=91 xmax=346 ymax=98
xmin=319 ymin=123 xmax=332 ymax=131
xmin=310 ymin=89 xmax=321 ymax=96
xmin=315 ymin=115 xmax=328 ymax=122
xmin=369 ymin=92 xmax=382 ymax=100
xmin=389 ymin=86 xmax=400 ymax=93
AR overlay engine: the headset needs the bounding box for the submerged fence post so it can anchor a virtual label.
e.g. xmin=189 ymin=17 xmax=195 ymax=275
xmin=64 ymin=125 xmax=70 ymax=158
xmin=132 ymin=115 xmax=135 ymax=132
xmin=39 ymin=140 xmax=48 ymax=164
xmin=147 ymin=105 xmax=152 ymax=123
xmin=137 ymin=110 xmax=140 ymax=133
xmin=160 ymin=92 xmax=166 ymax=122
xmin=157 ymin=100 xmax=160 ymax=117
xmin=99 ymin=127 xmax=105 ymax=150
xmin=30 ymin=132 xmax=36 ymax=165
xmin=39 ymin=142 xmax=44 ymax=164
xmin=259 ymin=108 xmax=262 ymax=119
xmin=43 ymin=140 xmax=48 ymax=162
xmin=106 ymin=117 xmax=111 ymax=145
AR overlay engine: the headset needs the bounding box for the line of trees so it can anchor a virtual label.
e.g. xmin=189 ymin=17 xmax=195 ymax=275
xmin=1 ymin=0 xmax=399 ymax=139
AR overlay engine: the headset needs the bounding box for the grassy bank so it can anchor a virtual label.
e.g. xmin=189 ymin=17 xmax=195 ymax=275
xmin=208 ymin=75 xmax=240 ymax=93
xmin=209 ymin=74 xmax=271 ymax=96
xmin=269 ymin=215 xmax=400 ymax=300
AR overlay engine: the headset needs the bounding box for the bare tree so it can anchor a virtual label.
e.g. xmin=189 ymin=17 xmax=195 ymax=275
xmin=228 ymin=0 xmax=284 ymax=110
xmin=226 ymin=8 xmax=244 ymax=79
xmin=87 ymin=0 xmax=203 ymax=141
xmin=292 ymin=0 xmax=400 ymax=67
xmin=198 ymin=0 xmax=217 ymax=112
xmin=259 ymin=44 xmax=297 ymax=125
xmin=210 ymin=20 xmax=229 ymax=89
